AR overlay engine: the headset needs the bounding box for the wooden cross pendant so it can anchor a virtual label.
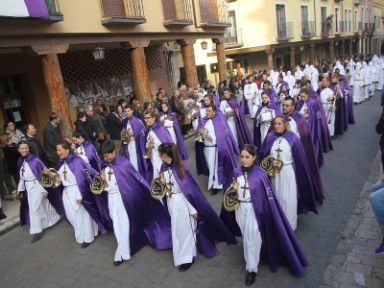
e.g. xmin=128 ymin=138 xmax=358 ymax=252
xmin=108 ymin=167 xmax=114 ymax=181
xmin=21 ymin=162 xmax=26 ymax=177
xmin=63 ymin=165 xmax=68 ymax=181
xmin=240 ymin=185 xmax=249 ymax=198
xmin=275 ymin=147 xmax=283 ymax=159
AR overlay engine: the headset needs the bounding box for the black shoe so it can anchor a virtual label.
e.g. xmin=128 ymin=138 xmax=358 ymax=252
xmin=209 ymin=189 xmax=218 ymax=195
xmin=245 ymin=272 xmax=256 ymax=286
xmin=178 ymin=262 xmax=194 ymax=272
xmin=81 ymin=242 xmax=90 ymax=248
xmin=113 ymin=260 xmax=124 ymax=266
xmin=0 ymin=208 xmax=7 ymax=220
xmin=31 ymin=233 xmax=43 ymax=243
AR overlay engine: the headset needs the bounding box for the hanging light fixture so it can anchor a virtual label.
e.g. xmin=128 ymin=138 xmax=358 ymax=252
xmin=92 ymin=47 xmax=105 ymax=61
xmin=200 ymin=40 xmax=208 ymax=50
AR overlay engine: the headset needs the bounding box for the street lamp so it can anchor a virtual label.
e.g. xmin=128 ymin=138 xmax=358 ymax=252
xmin=200 ymin=40 xmax=208 ymax=50
xmin=92 ymin=47 xmax=105 ymax=61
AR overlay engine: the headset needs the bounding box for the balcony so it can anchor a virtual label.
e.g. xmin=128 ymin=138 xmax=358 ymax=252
xmin=162 ymin=0 xmax=193 ymax=27
xmin=101 ymin=0 xmax=146 ymax=25
xmin=45 ymin=0 xmax=64 ymax=22
xmin=364 ymin=22 xmax=375 ymax=34
xmin=199 ymin=0 xmax=231 ymax=28
xmin=321 ymin=21 xmax=333 ymax=37
xmin=276 ymin=22 xmax=294 ymax=41
xmin=224 ymin=28 xmax=243 ymax=48
xmin=301 ymin=21 xmax=315 ymax=39
xmin=353 ymin=0 xmax=362 ymax=5
xmin=355 ymin=21 xmax=363 ymax=33
xmin=335 ymin=20 xmax=346 ymax=35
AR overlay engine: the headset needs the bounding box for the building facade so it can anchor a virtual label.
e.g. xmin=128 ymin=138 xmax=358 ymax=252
xmin=0 ymin=0 xmax=230 ymax=134
xmin=191 ymin=0 xmax=383 ymax=85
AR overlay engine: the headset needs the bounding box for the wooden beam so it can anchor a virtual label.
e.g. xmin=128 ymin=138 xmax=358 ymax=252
xmin=215 ymin=42 xmax=226 ymax=82
xmin=41 ymin=54 xmax=73 ymax=137
xmin=131 ymin=46 xmax=152 ymax=104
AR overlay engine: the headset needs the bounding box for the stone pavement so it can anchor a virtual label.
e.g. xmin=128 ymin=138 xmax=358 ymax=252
xmin=0 ymin=92 xmax=383 ymax=288
xmin=320 ymin=151 xmax=384 ymax=288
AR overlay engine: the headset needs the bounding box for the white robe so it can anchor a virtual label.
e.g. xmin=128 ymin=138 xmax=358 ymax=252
xmin=148 ymin=130 xmax=163 ymax=180
xmin=124 ymin=121 xmax=139 ymax=173
xmin=163 ymin=168 xmax=197 ymax=266
xmin=58 ymin=163 xmax=98 ymax=244
xmin=17 ymin=161 xmax=60 ymax=234
xmin=160 ymin=115 xmax=177 ymax=144
xmin=235 ymin=173 xmax=262 ymax=273
xmin=320 ymin=88 xmax=335 ymax=137
xmin=353 ymin=62 xmax=364 ymax=103
xmin=220 ymin=100 xmax=238 ymax=145
xmin=270 ymin=137 xmax=298 ymax=230
xmin=76 ymin=145 xmax=90 ymax=165
xmin=105 ymin=166 xmax=131 ymax=262
xmin=203 ymin=119 xmax=222 ymax=190
xmin=286 ymin=116 xmax=300 ymax=139
xmin=244 ymin=83 xmax=259 ymax=118
xmin=257 ymin=107 xmax=275 ymax=144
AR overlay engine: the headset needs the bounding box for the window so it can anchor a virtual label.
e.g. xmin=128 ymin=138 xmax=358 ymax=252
xmin=335 ymin=8 xmax=339 ymax=33
xmin=301 ymin=6 xmax=309 ymax=36
xmin=226 ymin=11 xmax=238 ymax=43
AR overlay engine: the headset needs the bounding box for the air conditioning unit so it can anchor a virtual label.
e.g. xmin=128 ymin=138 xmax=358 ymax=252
xmin=354 ymin=0 xmax=362 ymax=5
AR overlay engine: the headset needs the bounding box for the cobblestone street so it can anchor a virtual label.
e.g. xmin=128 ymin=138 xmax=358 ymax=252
xmin=0 ymin=93 xmax=383 ymax=288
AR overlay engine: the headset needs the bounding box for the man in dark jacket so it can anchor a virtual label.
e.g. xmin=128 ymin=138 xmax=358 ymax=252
xmin=43 ymin=112 xmax=63 ymax=167
xmin=24 ymin=123 xmax=46 ymax=161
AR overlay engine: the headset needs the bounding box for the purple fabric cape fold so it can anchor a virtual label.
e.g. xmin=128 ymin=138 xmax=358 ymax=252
xmin=329 ymin=83 xmax=345 ymax=136
xmin=211 ymin=93 xmax=221 ymax=108
xmin=340 ymin=81 xmax=356 ymax=126
xmin=121 ymin=116 xmax=148 ymax=179
xmin=112 ymin=156 xmax=172 ymax=254
xmin=159 ymin=111 xmax=188 ymax=160
xmin=241 ymin=94 xmax=249 ymax=115
xmin=259 ymin=131 xmax=318 ymax=214
xmin=146 ymin=122 xmax=174 ymax=182
xmin=253 ymin=103 xmax=281 ymax=149
xmin=57 ymin=153 xmax=108 ymax=235
xmin=265 ymin=88 xmax=278 ymax=106
xmin=196 ymin=114 xmax=239 ymax=188
xmin=226 ymin=97 xmax=253 ymax=147
xmin=24 ymin=0 xmax=49 ymax=18
xmin=220 ymin=166 xmax=309 ymax=276
xmin=295 ymin=99 xmax=324 ymax=167
xmin=289 ymin=112 xmax=324 ymax=202
xmin=161 ymin=163 xmax=237 ymax=258
xmin=17 ymin=154 xmax=65 ymax=226
xmin=82 ymin=141 xmax=101 ymax=172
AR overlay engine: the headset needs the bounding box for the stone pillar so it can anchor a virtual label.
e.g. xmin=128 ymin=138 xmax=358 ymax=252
xmin=41 ymin=54 xmax=73 ymax=136
xmin=341 ymin=40 xmax=345 ymax=57
xmin=213 ymin=39 xmax=227 ymax=83
xmin=348 ymin=40 xmax=353 ymax=57
xmin=178 ymin=39 xmax=199 ymax=88
xmin=236 ymin=62 xmax=241 ymax=79
xmin=309 ymin=43 xmax=315 ymax=64
xmin=128 ymin=40 xmax=152 ymax=104
xmin=266 ymin=49 xmax=274 ymax=70
xmin=228 ymin=61 xmax=234 ymax=78
xmin=289 ymin=46 xmax=296 ymax=69
xmin=329 ymin=40 xmax=335 ymax=62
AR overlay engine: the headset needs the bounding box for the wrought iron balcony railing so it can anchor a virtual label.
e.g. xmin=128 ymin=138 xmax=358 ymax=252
xmin=321 ymin=21 xmax=333 ymax=37
xmin=276 ymin=22 xmax=294 ymax=41
xmin=162 ymin=0 xmax=193 ymax=26
xmin=301 ymin=21 xmax=315 ymax=39
xmin=199 ymin=0 xmax=230 ymax=28
xmin=101 ymin=0 xmax=146 ymax=25
xmin=224 ymin=28 xmax=243 ymax=48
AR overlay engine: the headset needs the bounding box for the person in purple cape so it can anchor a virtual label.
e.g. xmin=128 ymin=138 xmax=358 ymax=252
xmin=16 ymin=141 xmax=63 ymax=243
xmin=261 ymin=81 xmax=278 ymax=106
xmin=159 ymin=102 xmax=188 ymax=160
xmin=295 ymin=88 xmax=325 ymax=167
xmin=283 ymin=97 xmax=324 ymax=203
xmin=121 ymin=105 xmax=147 ymax=179
xmin=220 ymin=88 xmax=253 ymax=148
xmin=220 ymin=144 xmax=309 ymax=286
xmin=253 ymin=91 xmax=281 ymax=149
xmin=48 ymin=141 xmax=107 ymax=248
xmin=144 ymin=110 xmax=174 ymax=183
xmin=329 ymin=73 xmax=345 ymax=137
xmin=100 ymin=141 xmax=172 ymax=266
xmin=157 ymin=143 xmax=236 ymax=272
xmin=195 ymin=104 xmax=239 ymax=195
xmin=259 ymin=116 xmax=318 ymax=230
xmin=339 ymin=76 xmax=356 ymax=127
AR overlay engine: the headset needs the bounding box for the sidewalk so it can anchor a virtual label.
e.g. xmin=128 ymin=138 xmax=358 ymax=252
xmin=320 ymin=151 xmax=384 ymax=288
xmin=0 ymin=198 xmax=20 ymax=236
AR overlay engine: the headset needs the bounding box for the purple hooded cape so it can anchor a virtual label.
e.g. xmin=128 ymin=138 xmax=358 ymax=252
xmin=161 ymin=163 xmax=237 ymax=257
xmin=56 ymin=153 xmax=108 ymax=235
xmin=295 ymin=99 xmax=324 ymax=167
xmin=265 ymin=88 xmax=278 ymax=106
xmin=17 ymin=154 xmax=65 ymax=226
xmin=111 ymin=156 xmax=172 ymax=254
xmin=220 ymin=166 xmax=309 ymax=276
xmin=146 ymin=122 xmax=174 ymax=182
xmin=253 ymin=102 xmax=281 ymax=149
xmin=82 ymin=141 xmax=101 ymax=172
xmin=241 ymin=93 xmax=249 ymax=115
xmin=340 ymin=80 xmax=356 ymax=126
xmin=288 ymin=112 xmax=324 ymax=202
xmin=121 ymin=116 xmax=148 ymax=179
xmin=159 ymin=111 xmax=188 ymax=160
xmin=259 ymin=131 xmax=318 ymax=214
xmin=225 ymin=97 xmax=253 ymax=147
xmin=195 ymin=114 xmax=239 ymax=188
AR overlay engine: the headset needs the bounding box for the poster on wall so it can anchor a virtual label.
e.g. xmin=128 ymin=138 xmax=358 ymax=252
xmin=64 ymin=75 xmax=133 ymax=108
